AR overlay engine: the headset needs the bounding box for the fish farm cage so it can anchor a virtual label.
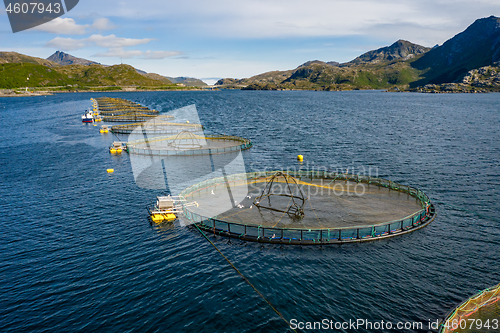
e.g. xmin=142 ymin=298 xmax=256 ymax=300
xmin=127 ymin=132 xmax=252 ymax=156
xmin=95 ymin=97 xmax=152 ymax=112
xmin=111 ymin=121 xmax=203 ymax=135
xmin=179 ymin=170 xmax=436 ymax=245
xmin=101 ymin=113 xmax=174 ymax=122
xmin=95 ymin=97 xmax=170 ymax=122
xmin=99 ymin=109 xmax=159 ymax=116
xmin=438 ymin=283 xmax=500 ymax=333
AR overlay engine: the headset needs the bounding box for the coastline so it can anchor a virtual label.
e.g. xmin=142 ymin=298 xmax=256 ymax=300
xmin=0 ymin=87 xmax=218 ymax=97
xmin=1 ymin=86 xmax=499 ymax=98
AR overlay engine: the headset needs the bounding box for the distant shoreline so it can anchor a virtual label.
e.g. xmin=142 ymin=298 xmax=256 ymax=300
xmin=1 ymin=87 xmax=499 ymax=97
xmin=0 ymin=87 xmax=217 ymax=97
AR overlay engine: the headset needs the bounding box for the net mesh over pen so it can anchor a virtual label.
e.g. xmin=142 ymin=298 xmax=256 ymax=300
xmin=180 ymin=170 xmax=436 ymax=245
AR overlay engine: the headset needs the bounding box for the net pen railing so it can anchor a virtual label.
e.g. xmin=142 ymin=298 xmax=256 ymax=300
xmin=179 ymin=170 xmax=435 ymax=245
xmin=101 ymin=114 xmax=174 ymax=122
xmin=111 ymin=122 xmax=203 ymax=135
xmin=98 ymin=109 xmax=159 ymax=115
xmin=127 ymin=134 xmax=253 ymax=156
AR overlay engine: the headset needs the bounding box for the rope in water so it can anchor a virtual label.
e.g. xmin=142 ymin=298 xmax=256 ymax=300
xmin=193 ymin=223 xmax=297 ymax=333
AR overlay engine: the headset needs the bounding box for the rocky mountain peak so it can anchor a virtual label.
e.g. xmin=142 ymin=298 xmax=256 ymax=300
xmin=47 ymin=51 xmax=100 ymax=66
xmin=347 ymin=40 xmax=431 ymax=64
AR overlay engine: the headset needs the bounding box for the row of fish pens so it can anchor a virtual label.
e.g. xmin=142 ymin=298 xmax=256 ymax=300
xmin=95 ymin=97 xmax=172 ymax=122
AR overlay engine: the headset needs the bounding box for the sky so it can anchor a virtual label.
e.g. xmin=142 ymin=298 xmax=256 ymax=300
xmin=0 ymin=0 xmax=499 ymax=84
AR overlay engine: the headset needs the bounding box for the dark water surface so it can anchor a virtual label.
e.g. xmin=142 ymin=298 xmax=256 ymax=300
xmin=1 ymin=91 xmax=499 ymax=332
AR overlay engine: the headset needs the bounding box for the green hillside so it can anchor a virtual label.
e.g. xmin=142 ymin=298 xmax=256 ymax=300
xmin=0 ymin=63 xmax=169 ymax=89
xmin=55 ymin=64 xmax=167 ymax=86
xmin=0 ymin=63 xmax=72 ymax=88
xmin=241 ymin=59 xmax=425 ymax=91
xmin=0 ymin=51 xmax=60 ymax=67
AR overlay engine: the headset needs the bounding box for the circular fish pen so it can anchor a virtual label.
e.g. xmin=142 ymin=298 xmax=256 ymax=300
xmin=101 ymin=113 xmax=174 ymax=122
xmin=111 ymin=121 xmax=203 ymax=135
xmin=127 ymin=132 xmax=252 ymax=156
xmin=95 ymin=97 xmax=152 ymax=112
xmin=99 ymin=109 xmax=160 ymax=116
xmin=179 ymin=170 xmax=436 ymax=245
xmin=438 ymin=283 xmax=500 ymax=333
xmin=95 ymin=97 xmax=164 ymax=122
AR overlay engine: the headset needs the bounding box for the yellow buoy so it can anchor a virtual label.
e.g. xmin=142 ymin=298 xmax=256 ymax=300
xmin=186 ymin=120 xmax=189 ymax=124
xmin=107 ymin=169 xmax=114 ymax=173
xmin=110 ymin=148 xmax=117 ymax=153
xmin=151 ymin=214 xmax=165 ymax=223
xmin=165 ymin=213 xmax=177 ymax=221
xmin=297 ymin=155 xmax=304 ymax=161
xmin=116 ymin=148 xmax=122 ymax=153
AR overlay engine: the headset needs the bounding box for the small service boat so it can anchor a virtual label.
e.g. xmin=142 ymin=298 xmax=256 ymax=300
xmin=100 ymin=125 xmax=110 ymax=134
xmin=109 ymin=141 xmax=126 ymax=154
xmin=81 ymin=110 xmax=94 ymax=123
xmin=147 ymin=195 xmax=198 ymax=224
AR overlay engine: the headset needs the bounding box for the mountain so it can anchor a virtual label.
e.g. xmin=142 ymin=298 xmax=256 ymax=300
xmin=216 ymin=69 xmax=295 ymax=87
xmin=0 ymin=50 xmax=209 ymax=90
xmin=346 ymin=40 xmax=430 ymax=65
xmin=217 ymin=40 xmax=427 ymax=90
xmin=411 ymin=15 xmax=500 ymax=86
xmin=143 ymin=73 xmax=172 ymax=84
xmin=216 ymin=40 xmax=430 ymax=90
xmin=54 ymin=64 xmax=169 ymax=86
xmin=297 ymin=60 xmax=339 ymax=68
xmin=142 ymin=73 xmax=206 ymax=86
xmin=46 ymin=51 xmax=205 ymax=86
xmin=401 ymin=63 xmax=500 ymax=93
xmin=0 ymin=52 xmax=60 ymax=67
xmin=217 ymin=16 xmax=500 ymax=91
xmin=47 ymin=51 xmax=101 ymax=66
xmin=0 ymin=62 xmax=169 ymax=89
xmin=241 ymin=60 xmax=421 ymax=91
xmin=165 ymin=76 xmax=207 ymax=86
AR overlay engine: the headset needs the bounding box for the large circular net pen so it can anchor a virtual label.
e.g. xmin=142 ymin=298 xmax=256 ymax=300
xmin=179 ymin=170 xmax=436 ymax=245
xmin=127 ymin=132 xmax=252 ymax=156
xmin=438 ymin=283 xmax=500 ymax=333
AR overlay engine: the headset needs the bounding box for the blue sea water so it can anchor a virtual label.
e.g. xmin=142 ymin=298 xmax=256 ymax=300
xmin=0 ymin=90 xmax=499 ymax=332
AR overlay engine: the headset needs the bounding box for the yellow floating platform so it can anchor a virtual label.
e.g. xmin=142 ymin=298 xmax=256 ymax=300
xmin=151 ymin=213 xmax=177 ymax=223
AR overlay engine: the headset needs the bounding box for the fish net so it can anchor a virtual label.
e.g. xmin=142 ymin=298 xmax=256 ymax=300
xmin=439 ymin=283 xmax=500 ymax=333
xmin=127 ymin=133 xmax=252 ymax=156
xmin=179 ymin=170 xmax=436 ymax=245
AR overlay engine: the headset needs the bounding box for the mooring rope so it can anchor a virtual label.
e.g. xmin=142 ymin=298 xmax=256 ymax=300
xmin=193 ymin=223 xmax=297 ymax=333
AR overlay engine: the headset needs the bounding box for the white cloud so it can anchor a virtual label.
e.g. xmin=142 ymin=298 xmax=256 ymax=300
xmin=144 ymin=50 xmax=182 ymax=59
xmin=33 ymin=18 xmax=88 ymax=35
xmin=45 ymin=37 xmax=87 ymax=50
xmin=82 ymin=0 xmax=500 ymax=45
xmin=30 ymin=16 xmax=117 ymax=34
xmin=44 ymin=34 xmax=154 ymax=50
xmin=86 ymin=34 xmax=153 ymax=48
xmin=94 ymin=47 xmax=144 ymax=58
xmin=94 ymin=47 xmax=182 ymax=59
xmin=91 ymin=18 xmax=117 ymax=31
